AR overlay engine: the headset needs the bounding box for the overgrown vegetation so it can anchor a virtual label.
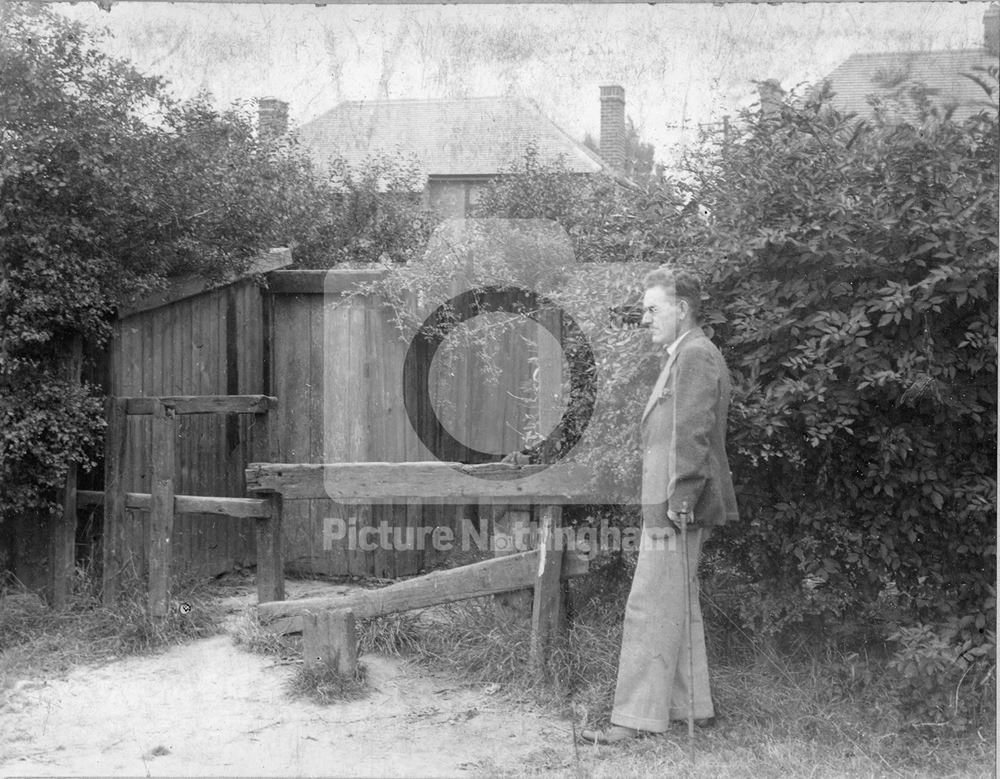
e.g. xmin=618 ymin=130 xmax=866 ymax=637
xmin=363 ymin=73 xmax=997 ymax=736
xmin=0 ymin=4 xmax=436 ymax=544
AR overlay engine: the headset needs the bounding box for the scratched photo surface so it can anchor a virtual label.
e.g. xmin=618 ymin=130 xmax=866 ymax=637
xmin=4 ymin=2 xmax=996 ymax=778
xmin=57 ymin=3 xmax=989 ymax=157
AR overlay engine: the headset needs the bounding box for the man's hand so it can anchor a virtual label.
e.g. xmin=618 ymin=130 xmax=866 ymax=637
xmin=668 ymin=509 xmax=698 ymax=529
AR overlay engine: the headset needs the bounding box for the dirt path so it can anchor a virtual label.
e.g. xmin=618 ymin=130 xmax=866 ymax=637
xmin=1 ymin=584 xmax=578 ymax=777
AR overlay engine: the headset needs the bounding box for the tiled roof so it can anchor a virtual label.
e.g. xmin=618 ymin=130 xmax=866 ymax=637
xmin=296 ymin=96 xmax=606 ymax=178
xmin=823 ymin=48 xmax=998 ymax=122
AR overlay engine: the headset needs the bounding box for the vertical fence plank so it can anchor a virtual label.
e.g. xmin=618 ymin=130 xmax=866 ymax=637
xmin=102 ymin=397 xmax=128 ymax=605
xmin=148 ymin=401 xmax=176 ymax=617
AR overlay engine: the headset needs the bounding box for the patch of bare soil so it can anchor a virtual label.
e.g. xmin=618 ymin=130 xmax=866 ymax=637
xmin=0 ymin=580 xmax=577 ymax=777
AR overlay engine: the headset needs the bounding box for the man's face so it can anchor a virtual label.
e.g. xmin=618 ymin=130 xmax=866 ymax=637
xmin=641 ymin=285 xmax=684 ymax=346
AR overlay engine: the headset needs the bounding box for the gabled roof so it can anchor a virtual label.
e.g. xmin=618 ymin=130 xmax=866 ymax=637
xmin=823 ymin=48 xmax=998 ymax=122
xmin=296 ymin=96 xmax=607 ymax=178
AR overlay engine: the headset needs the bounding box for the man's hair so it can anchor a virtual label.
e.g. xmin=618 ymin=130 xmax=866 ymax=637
xmin=643 ymin=267 xmax=702 ymax=321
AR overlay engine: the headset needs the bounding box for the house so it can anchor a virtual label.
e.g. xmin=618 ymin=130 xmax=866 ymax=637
xmin=821 ymin=5 xmax=999 ymax=123
xmin=275 ymin=88 xmax=626 ymax=218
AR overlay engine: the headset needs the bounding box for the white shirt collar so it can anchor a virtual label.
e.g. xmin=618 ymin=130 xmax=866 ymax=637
xmin=665 ymin=327 xmax=694 ymax=358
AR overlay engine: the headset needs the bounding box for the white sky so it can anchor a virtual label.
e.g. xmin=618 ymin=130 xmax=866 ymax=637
xmin=57 ymin=2 xmax=994 ymax=163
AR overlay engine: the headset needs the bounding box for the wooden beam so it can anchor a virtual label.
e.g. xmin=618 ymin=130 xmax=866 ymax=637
xmin=256 ymin=494 xmax=285 ymax=603
xmin=50 ymin=335 xmax=82 ymax=608
xmin=119 ymin=248 xmax=293 ymax=318
xmin=148 ymin=403 xmax=176 ymax=617
xmin=245 ymin=461 xmax=596 ymax=502
xmin=101 ymin=397 xmax=128 ymax=605
xmin=303 ymin=609 xmax=358 ymax=675
xmin=259 ymin=547 xmax=589 ymax=635
xmin=530 ymin=505 xmax=565 ymax=675
xmin=78 ymin=491 xmax=272 ymax=519
xmin=124 ymin=395 xmax=277 ymax=416
xmin=265 ymin=269 xmax=387 ymax=296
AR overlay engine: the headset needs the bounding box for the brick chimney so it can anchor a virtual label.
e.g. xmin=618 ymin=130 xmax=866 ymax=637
xmin=985 ymin=4 xmax=1000 ymax=56
xmin=758 ymin=79 xmax=785 ymax=121
xmin=258 ymin=97 xmax=288 ymax=140
xmin=599 ymin=85 xmax=626 ymax=172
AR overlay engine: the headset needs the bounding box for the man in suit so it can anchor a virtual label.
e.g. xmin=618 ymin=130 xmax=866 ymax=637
xmin=581 ymin=267 xmax=738 ymax=744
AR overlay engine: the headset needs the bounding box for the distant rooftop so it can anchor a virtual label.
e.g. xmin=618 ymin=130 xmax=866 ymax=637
xmin=296 ymin=96 xmax=607 ymax=178
xmin=823 ymin=48 xmax=998 ymax=122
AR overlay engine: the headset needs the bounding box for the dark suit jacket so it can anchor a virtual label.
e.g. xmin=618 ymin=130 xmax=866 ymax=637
xmin=640 ymin=327 xmax=738 ymax=529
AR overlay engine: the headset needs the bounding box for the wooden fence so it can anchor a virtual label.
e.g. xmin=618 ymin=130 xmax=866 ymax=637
xmin=105 ymin=261 xmax=564 ymax=581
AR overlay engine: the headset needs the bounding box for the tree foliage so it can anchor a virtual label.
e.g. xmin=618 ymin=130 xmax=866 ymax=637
xmin=0 ymin=5 xmax=331 ymax=524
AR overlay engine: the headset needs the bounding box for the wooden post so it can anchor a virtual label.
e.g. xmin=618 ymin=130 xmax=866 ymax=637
xmin=49 ymin=462 xmax=78 ymax=608
xmin=256 ymin=492 xmax=284 ymax=603
xmin=49 ymin=335 xmax=82 ymax=608
xmin=530 ymin=504 xmax=564 ymax=676
xmin=302 ymin=609 xmax=358 ymax=675
xmin=148 ymin=400 xmax=176 ymax=617
xmin=102 ymin=397 xmax=128 ymax=605
xmin=489 ymin=501 xmax=534 ymax=619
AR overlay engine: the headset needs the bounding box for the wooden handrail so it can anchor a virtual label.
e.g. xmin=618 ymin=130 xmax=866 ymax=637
xmin=79 ymin=490 xmax=272 ymax=519
xmin=244 ymin=461 xmax=596 ymax=501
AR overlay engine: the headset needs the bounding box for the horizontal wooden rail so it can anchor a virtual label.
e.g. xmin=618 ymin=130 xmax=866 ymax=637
xmin=245 ymin=461 xmax=597 ymax=502
xmin=78 ymin=490 xmax=272 ymax=519
xmin=258 ymin=547 xmax=588 ymax=635
xmin=123 ymin=395 xmax=277 ymax=416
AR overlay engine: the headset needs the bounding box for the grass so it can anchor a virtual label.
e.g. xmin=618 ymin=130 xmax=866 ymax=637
xmin=4 ymin=562 xmax=993 ymax=776
xmin=398 ymin=570 xmax=996 ymax=779
xmin=0 ymin=568 xmax=220 ymax=697
xmin=287 ymin=660 xmax=369 ymax=705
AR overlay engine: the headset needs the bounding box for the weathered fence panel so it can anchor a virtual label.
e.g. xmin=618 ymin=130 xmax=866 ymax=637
xmin=112 ymin=279 xmax=267 ymax=578
xmin=267 ymin=271 xmax=562 ymax=578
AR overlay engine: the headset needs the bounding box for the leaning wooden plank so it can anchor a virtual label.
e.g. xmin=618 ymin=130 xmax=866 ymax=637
xmin=244 ymin=461 xmax=595 ymax=502
xmin=119 ymin=248 xmax=292 ymax=318
xmin=125 ymin=395 xmax=277 ymax=416
xmin=148 ymin=402 xmax=176 ymax=617
xmin=259 ymin=547 xmax=589 ymax=635
xmin=77 ymin=492 xmax=272 ymax=520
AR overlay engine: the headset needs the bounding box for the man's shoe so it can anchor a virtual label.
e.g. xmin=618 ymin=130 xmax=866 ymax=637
xmin=672 ymin=716 xmax=716 ymax=729
xmin=578 ymin=725 xmax=647 ymax=745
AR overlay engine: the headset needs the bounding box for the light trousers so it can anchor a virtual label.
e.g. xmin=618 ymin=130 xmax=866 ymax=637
xmin=610 ymin=525 xmax=714 ymax=732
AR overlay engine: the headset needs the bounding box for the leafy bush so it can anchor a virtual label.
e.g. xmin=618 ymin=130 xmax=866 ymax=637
xmin=702 ymin=84 xmax=998 ymax=643
xmin=373 ymin=79 xmax=997 ymax=672
xmin=887 ymin=620 xmax=996 ymax=733
xmin=0 ymin=5 xmax=363 ymax=535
